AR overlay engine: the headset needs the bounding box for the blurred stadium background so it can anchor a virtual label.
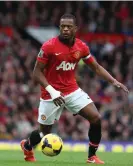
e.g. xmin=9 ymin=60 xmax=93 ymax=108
xmin=0 ymin=1 xmax=133 ymax=153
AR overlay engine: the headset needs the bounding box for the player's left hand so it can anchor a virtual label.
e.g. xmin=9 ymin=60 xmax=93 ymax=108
xmin=112 ymin=79 xmax=129 ymax=94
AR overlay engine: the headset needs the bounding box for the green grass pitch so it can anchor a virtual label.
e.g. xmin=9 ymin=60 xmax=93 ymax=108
xmin=0 ymin=150 xmax=132 ymax=166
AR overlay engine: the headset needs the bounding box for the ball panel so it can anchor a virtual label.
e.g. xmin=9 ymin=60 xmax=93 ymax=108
xmin=42 ymin=147 xmax=56 ymax=156
xmin=53 ymin=144 xmax=62 ymax=155
xmin=42 ymin=138 xmax=52 ymax=149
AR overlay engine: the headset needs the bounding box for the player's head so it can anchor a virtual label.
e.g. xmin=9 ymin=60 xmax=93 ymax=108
xmin=59 ymin=14 xmax=77 ymax=40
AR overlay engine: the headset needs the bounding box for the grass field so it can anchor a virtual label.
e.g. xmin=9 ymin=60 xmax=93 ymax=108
xmin=0 ymin=150 xmax=132 ymax=166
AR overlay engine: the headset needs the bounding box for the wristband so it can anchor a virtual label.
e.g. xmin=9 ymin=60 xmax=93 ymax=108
xmin=45 ymin=85 xmax=57 ymax=94
xmin=45 ymin=85 xmax=61 ymax=100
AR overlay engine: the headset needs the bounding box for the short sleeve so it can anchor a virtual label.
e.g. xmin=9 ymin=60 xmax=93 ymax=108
xmin=37 ymin=42 xmax=51 ymax=64
xmin=82 ymin=42 xmax=90 ymax=57
xmin=81 ymin=42 xmax=95 ymax=64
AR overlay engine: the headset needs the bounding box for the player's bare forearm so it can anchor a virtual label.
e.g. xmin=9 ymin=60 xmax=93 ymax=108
xmin=88 ymin=60 xmax=114 ymax=83
xmin=33 ymin=60 xmax=65 ymax=105
xmin=95 ymin=65 xmax=115 ymax=84
xmin=33 ymin=61 xmax=49 ymax=88
xmin=88 ymin=59 xmax=129 ymax=93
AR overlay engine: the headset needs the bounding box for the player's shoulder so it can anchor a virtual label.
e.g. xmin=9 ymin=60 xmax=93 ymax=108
xmin=42 ymin=37 xmax=58 ymax=49
xmin=76 ymin=38 xmax=90 ymax=56
xmin=75 ymin=38 xmax=89 ymax=48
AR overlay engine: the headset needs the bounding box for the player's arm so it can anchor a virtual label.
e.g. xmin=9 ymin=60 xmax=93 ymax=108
xmin=33 ymin=61 xmax=49 ymax=88
xmin=83 ymin=55 xmax=129 ymax=94
xmin=33 ymin=46 xmax=65 ymax=106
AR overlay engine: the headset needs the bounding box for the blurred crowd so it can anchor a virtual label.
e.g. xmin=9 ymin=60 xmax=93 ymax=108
xmin=1 ymin=1 xmax=133 ymax=34
xmin=0 ymin=1 xmax=133 ymax=141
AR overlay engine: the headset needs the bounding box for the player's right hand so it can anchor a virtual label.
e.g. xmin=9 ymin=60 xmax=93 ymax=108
xmin=45 ymin=85 xmax=65 ymax=106
xmin=51 ymin=91 xmax=65 ymax=107
xmin=53 ymin=96 xmax=65 ymax=107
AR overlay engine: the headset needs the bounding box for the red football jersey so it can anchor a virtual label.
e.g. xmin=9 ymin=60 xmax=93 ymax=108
xmin=37 ymin=37 xmax=94 ymax=100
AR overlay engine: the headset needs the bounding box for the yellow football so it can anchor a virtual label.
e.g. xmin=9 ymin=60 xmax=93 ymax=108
xmin=41 ymin=133 xmax=63 ymax=157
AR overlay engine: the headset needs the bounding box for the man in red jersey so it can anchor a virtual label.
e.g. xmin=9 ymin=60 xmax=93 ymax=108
xmin=20 ymin=14 xmax=129 ymax=163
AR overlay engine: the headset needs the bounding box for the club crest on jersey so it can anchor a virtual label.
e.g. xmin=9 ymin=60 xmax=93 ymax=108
xmin=72 ymin=51 xmax=81 ymax=59
xmin=38 ymin=49 xmax=44 ymax=57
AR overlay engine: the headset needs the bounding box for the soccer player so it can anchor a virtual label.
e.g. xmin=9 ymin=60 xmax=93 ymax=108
xmin=20 ymin=14 xmax=129 ymax=164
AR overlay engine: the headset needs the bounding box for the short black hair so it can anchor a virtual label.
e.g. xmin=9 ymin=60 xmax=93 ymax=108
xmin=60 ymin=13 xmax=76 ymax=25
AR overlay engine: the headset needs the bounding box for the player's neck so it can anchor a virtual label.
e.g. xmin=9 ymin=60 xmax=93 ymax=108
xmin=58 ymin=35 xmax=75 ymax=47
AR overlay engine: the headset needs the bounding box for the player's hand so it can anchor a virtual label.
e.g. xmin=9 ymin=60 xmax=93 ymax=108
xmin=53 ymin=93 xmax=65 ymax=107
xmin=45 ymin=85 xmax=65 ymax=106
xmin=112 ymin=79 xmax=129 ymax=94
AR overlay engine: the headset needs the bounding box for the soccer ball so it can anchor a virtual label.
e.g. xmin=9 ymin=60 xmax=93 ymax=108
xmin=41 ymin=133 xmax=63 ymax=157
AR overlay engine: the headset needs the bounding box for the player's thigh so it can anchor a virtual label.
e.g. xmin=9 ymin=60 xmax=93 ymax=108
xmin=38 ymin=99 xmax=64 ymax=125
xmin=78 ymin=102 xmax=101 ymax=123
xmin=65 ymin=89 xmax=97 ymax=119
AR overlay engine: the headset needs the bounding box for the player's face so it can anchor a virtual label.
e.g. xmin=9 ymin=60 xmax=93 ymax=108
xmin=59 ymin=18 xmax=77 ymax=40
